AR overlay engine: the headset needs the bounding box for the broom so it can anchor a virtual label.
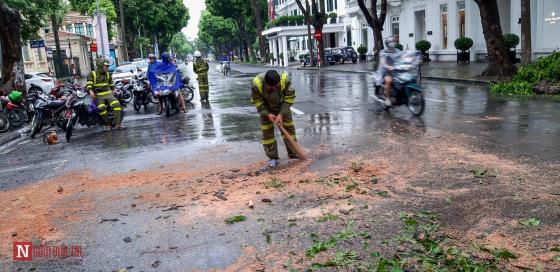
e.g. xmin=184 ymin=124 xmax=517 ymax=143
xmin=276 ymin=122 xmax=306 ymax=160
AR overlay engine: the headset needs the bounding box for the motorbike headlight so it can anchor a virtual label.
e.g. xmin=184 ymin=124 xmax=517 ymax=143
xmin=77 ymin=90 xmax=87 ymax=98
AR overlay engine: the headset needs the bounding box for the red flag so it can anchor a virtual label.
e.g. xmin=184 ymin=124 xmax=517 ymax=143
xmin=269 ymin=0 xmax=275 ymax=20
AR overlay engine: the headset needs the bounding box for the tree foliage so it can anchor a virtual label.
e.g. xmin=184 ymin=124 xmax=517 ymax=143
xmin=70 ymin=0 xmax=189 ymax=56
xmin=4 ymin=0 xmax=51 ymax=41
xmin=169 ymin=32 xmax=194 ymax=59
xmin=198 ymin=11 xmax=238 ymax=55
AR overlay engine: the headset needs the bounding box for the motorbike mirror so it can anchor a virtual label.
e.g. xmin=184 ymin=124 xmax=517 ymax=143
xmin=130 ymin=70 xmax=134 ymax=73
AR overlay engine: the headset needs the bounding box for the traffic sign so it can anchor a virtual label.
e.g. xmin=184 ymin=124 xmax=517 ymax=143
xmin=313 ymin=31 xmax=322 ymax=40
xmin=90 ymin=43 xmax=98 ymax=52
xmin=46 ymin=47 xmax=53 ymax=59
xmin=30 ymin=40 xmax=45 ymax=48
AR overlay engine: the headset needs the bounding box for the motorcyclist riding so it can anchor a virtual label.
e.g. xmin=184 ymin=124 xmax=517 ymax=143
xmin=378 ymin=37 xmax=402 ymax=107
xmin=86 ymin=58 xmax=125 ymax=130
xmin=148 ymin=52 xmax=186 ymax=114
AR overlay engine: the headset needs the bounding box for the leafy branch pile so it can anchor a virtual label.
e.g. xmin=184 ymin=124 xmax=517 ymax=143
xmin=297 ymin=212 xmax=518 ymax=271
xmin=491 ymin=52 xmax=560 ymax=96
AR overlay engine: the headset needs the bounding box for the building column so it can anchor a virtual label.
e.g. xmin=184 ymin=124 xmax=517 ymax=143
xmin=272 ymin=37 xmax=278 ymax=66
xmin=447 ymin=0 xmax=458 ymax=50
xmin=268 ymin=37 xmax=274 ymax=65
xmin=281 ymin=35 xmax=289 ymax=67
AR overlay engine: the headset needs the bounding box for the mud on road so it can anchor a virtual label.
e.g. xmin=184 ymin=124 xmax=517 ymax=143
xmin=1 ymin=121 xmax=559 ymax=271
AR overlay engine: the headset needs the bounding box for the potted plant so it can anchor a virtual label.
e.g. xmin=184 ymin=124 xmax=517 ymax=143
xmin=328 ymin=12 xmax=337 ymax=23
xmin=357 ymin=46 xmax=367 ymax=62
xmin=395 ymin=44 xmax=404 ymax=51
xmin=279 ymin=52 xmax=284 ymax=66
xmin=269 ymin=53 xmax=275 ymax=64
xmin=503 ymin=33 xmax=520 ymax=63
xmin=415 ymin=40 xmax=431 ymax=61
xmin=296 ymin=15 xmax=305 ymax=26
xmin=454 ymin=37 xmax=473 ymax=63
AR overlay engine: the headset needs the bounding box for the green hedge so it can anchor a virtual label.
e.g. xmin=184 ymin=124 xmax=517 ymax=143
xmin=491 ymin=52 xmax=560 ymax=95
xmin=503 ymin=33 xmax=520 ymax=49
xmin=266 ymin=15 xmax=305 ymax=29
xmin=415 ymin=40 xmax=431 ymax=53
xmin=395 ymin=44 xmax=403 ymax=51
xmin=454 ymin=37 xmax=473 ymax=52
xmin=357 ymin=46 xmax=367 ymax=55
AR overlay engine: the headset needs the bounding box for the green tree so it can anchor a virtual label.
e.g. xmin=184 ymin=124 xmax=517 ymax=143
xmin=198 ymin=12 xmax=238 ymax=55
xmin=1 ymin=0 xmax=62 ymax=86
xmin=206 ymin=0 xmax=255 ymax=61
xmin=169 ymin=33 xmax=194 ymax=59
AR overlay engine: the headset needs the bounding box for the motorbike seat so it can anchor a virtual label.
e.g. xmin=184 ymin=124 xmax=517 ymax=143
xmin=47 ymin=100 xmax=66 ymax=108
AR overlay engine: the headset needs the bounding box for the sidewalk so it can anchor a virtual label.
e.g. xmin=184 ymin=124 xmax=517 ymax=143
xmin=239 ymin=60 xmax=490 ymax=84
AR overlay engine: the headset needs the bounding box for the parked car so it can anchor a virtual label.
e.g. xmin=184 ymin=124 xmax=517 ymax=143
xmin=334 ymin=47 xmax=358 ymax=64
xmin=325 ymin=48 xmax=343 ymax=64
xmin=25 ymin=73 xmax=56 ymax=95
xmin=300 ymin=52 xmax=335 ymax=66
xmin=133 ymin=60 xmax=149 ymax=73
xmin=112 ymin=63 xmax=141 ymax=83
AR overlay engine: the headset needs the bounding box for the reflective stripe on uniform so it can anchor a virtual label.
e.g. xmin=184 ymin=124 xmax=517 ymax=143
xmin=260 ymin=123 xmax=273 ymax=130
xmin=113 ymin=107 xmax=122 ymax=111
xmin=97 ymin=91 xmax=111 ymax=96
xmin=282 ymin=121 xmax=294 ymax=127
xmin=253 ymin=76 xmax=263 ymax=94
xmin=261 ymin=138 xmax=276 ymax=145
xmin=110 ymin=100 xmax=120 ymax=107
xmin=280 ymin=72 xmax=287 ymax=91
xmin=253 ymin=99 xmax=264 ymax=108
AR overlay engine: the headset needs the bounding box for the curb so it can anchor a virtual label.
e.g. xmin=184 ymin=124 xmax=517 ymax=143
xmin=421 ymin=76 xmax=489 ymax=85
xmin=0 ymin=126 xmax=30 ymax=150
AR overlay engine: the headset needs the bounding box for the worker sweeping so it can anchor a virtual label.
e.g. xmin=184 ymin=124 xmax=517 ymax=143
xmin=251 ymin=70 xmax=302 ymax=167
xmin=193 ymin=50 xmax=210 ymax=102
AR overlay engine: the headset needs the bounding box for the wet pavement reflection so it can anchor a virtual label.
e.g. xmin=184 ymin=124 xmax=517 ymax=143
xmin=0 ymin=64 xmax=559 ymax=189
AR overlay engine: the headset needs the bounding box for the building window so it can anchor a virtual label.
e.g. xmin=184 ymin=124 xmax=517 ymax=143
xmin=458 ymin=1 xmax=465 ymax=37
xmin=75 ymin=23 xmax=84 ymax=35
xmin=362 ymin=27 xmax=368 ymax=50
xmin=23 ymin=45 xmax=30 ymax=61
xmin=86 ymin=24 xmax=94 ymax=37
xmin=391 ymin=16 xmax=399 ymax=42
xmin=441 ymin=4 xmax=448 ymax=49
xmin=66 ymin=24 xmax=73 ymax=33
xmin=36 ymin=48 xmax=43 ymax=61
xmin=327 ymin=0 xmax=335 ymax=12
xmin=346 ymin=27 xmax=352 ymax=47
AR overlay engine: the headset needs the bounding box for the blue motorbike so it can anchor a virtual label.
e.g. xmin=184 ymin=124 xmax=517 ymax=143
xmin=373 ymin=51 xmax=425 ymax=116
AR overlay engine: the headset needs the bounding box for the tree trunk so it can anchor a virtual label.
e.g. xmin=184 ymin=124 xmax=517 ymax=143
xmin=251 ymin=0 xmax=266 ymax=62
xmin=311 ymin=0 xmax=326 ymax=67
xmin=474 ymin=0 xmax=516 ymax=76
xmin=357 ymin=0 xmax=387 ymax=67
xmin=296 ymin=0 xmax=314 ymax=66
xmin=0 ymin=2 xmax=23 ymax=87
xmin=520 ymin=0 xmax=531 ymax=65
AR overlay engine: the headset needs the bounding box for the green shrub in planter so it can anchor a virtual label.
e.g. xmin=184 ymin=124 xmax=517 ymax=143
xmin=503 ymin=33 xmax=520 ymax=49
xmin=328 ymin=12 xmax=337 ymax=19
xmin=395 ymin=44 xmax=403 ymax=51
xmin=357 ymin=46 xmax=368 ymax=55
xmin=415 ymin=40 xmax=431 ymax=53
xmin=454 ymin=37 xmax=473 ymax=52
xmin=269 ymin=53 xmax=275 ymax=61
xmin=294 ymin=15 xmax=305 ymax=25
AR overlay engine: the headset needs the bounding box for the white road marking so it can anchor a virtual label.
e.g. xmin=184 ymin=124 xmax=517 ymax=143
xmin=0 ymin=159 xmax=68 ymax=174
xmin=235 ymin=81 xmax=245 ymax=85
xmin=291 ymin=107 xmax=305 ymax=115
xmin=425 ymin=98 xmax=445 ymax=103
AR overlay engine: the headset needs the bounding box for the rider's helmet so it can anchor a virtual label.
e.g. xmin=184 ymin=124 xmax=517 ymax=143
xmin=148 ymin=53 xmax=156 ymax=59
xmin=161 ymin=52 xmax=170 ymax=63
xmin=385 ymin=37 xmax=397 ymax=49
xmin=193 ymin=50 xmax=202 ymax=58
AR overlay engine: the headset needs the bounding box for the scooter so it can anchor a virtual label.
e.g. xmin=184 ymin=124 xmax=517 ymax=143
xmin=133 ymin=72 xmax=155 ymax=113
xmin=153 ymin=73 xmax=180 ymax=117
xmin=65 ymin=88 xmax=115 ymax=141
xmin=29 ymin=92 xmax=70 ymax=138
xmin=373 ymin=50 xmax=425 ymax=116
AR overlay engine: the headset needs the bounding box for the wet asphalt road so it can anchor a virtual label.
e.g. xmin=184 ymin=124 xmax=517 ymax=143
xmin=0 ymin=63 xmax=559 ymax=190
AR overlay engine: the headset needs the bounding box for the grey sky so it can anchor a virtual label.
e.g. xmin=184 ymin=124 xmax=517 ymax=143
xmin=182 ymin=0 xmax=206 ymax=41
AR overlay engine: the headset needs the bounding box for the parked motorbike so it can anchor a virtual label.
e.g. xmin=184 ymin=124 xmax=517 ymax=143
xmin=180 ymin=77 xmax=195 ymax=103
xmin=132 ymin=72 xmax=155 ymax=113
xmin=114 ymin=78 xmax=134 ymax=106
xmin=30 ymin=92 xmax=70 ymax=138
xmin=1 ymin=92 xmax=30 ymax=128
xmin=373 ymin=50 xmax=425 ymax=116
xmin=65 ymin=88 xmax=115 ymax=141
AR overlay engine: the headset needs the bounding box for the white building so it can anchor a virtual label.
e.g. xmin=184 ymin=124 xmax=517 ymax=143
xmin=264 ymin=0 xmax=560 ymax=66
